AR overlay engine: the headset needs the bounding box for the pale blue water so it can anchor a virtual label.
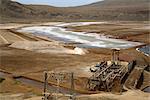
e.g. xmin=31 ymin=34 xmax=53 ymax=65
xmin=138 ymin=45 xmax=150 ymax=56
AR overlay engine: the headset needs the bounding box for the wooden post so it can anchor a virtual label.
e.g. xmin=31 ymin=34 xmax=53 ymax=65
xmin=44 ymin=71 xmax=48 ymax=100
xmin=116 ymin=50 xmax=119 ymax=65
xmin=112 ymin=49 xmax=115 ymax=64
xmin=70 ymin=72 xmax=75 ymax=100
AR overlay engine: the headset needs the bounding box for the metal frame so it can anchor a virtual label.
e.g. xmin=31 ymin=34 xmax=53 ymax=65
xmin=43 ymin=71 xmax=75 ymax=100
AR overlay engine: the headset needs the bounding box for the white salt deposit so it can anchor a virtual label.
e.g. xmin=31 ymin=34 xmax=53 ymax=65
xmin=18 ymin=24 xmax=142 ymax=49
xmin=73 ymin=47 xmax=88 ymax=55
xmin=56 ymin=22 xmax=107 ymax=27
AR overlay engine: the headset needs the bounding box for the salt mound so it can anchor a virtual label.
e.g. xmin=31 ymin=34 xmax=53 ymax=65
xmin=73 ymin=47 xmax=88 ymax=55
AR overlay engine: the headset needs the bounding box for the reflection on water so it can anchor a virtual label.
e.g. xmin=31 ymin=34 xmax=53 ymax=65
xmin=142 ymin=86 xmax=150 ymax=93
xmin=138 ymin=45 xmax=150 ymax=56
xmin=0 ymin=72 xmax=77 ymax=94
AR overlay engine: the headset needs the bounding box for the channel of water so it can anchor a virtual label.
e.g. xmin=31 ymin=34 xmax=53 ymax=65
xmin=0 ymin=71 xmax=79 ymax=95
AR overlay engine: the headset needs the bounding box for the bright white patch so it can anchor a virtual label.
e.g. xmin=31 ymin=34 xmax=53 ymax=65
xmin=18 ymin=22 xmax=143 ymax=49
xmin=56 ymin=22 xmax=107 ymax=27
xmin=73 ymin=47 xmax=88 ymax=55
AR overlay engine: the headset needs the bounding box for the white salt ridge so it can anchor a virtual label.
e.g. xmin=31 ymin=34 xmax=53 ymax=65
xmin=133 ymin=26 xmax=150 ymax=30
xmin=56 ymin=22 xmax=107 ymax=27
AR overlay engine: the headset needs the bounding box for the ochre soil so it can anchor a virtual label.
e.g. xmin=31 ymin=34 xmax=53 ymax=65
xmin=68 ymin=21 xmax=150 ymax=43
xmin=0 ymin=22 xmax=149 ymax=94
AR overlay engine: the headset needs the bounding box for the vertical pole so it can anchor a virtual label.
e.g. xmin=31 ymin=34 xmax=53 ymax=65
xmin=44 ymin=71 xmax=48 ymax=100
xmin=117 ymin=50 xmax=119 ymax=65
xmin=118 ymin=50 xmax=119 ymax=61
xmin=112 ymin=49 xmax=115 ymax=64
xmin=70 ymin=72 xmax=75 ymax=100
xmin=111 ymin=49 xmax=113 ymax=63
xmin=113 ymin=49 xmax=115 ymax=64
xmin=115 ymin=50 xmax=119 ymax=65
xmin=56 ymin=76 xmax=60 ymax=100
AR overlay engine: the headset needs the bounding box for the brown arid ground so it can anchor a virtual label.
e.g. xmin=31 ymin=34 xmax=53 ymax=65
xmin=0 ymin=76 xmax=42 ymax=94
xmin=0 ymin=21 xmax=150 ymax=99
xmin=1 ymin=90 xmax=149 ymax=100
xmin=20 ymin=90 xmax=150 ymax=100
xmin=67 ymin=21 xmax=150 ymax=43
xmin=75 ymin=90 xmax=150 ymax=100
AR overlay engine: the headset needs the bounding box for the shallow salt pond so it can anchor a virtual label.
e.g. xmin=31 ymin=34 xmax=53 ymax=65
xmin=18 ymin=24 xmax=143 ymax=49
xmin=137 ymin=45 xmax=150 ymax=56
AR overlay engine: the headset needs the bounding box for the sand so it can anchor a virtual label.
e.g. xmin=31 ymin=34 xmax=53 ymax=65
xmin=9 ymin=41 xmax=88 ymax=55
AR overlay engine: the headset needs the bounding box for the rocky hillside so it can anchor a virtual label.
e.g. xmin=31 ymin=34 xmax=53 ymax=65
xmin=0 ymin=0 xmax=149 ymax=23
xmin=73 ymin=0 xmax=149 ymax=21
xmin=0 ymin=0 xmax=63 ymax=22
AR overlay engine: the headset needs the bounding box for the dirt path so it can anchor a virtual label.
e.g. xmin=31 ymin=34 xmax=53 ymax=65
xmin=76 ymin=90 xmax=150 ymax=100
xmin=0 ymin=30 xmax=28 ymax=44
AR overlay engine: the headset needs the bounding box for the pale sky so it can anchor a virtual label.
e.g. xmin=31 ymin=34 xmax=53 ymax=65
xmin=14 ymin=0 xmax=103 ymax=7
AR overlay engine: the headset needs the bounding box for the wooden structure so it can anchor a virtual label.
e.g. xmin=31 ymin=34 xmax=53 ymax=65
xmin=87 ymin=49 xmax=129 ymax=91
xmin=87 ymin=61 xmax=128 ymax=91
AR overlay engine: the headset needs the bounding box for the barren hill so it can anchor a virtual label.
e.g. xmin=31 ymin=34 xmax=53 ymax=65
xmin=0 ymin=0 xmax=149 ymax=23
